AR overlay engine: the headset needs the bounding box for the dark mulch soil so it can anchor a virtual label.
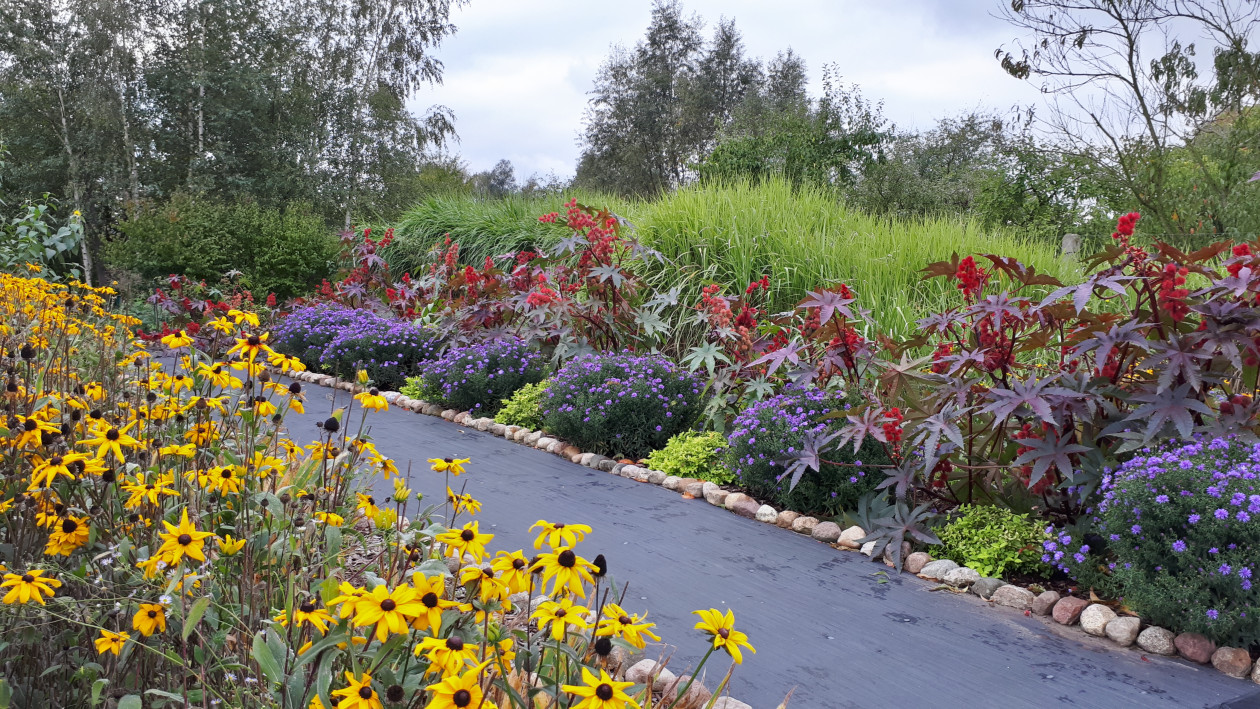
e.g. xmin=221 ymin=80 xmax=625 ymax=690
xmin=1003 ymin=569 xmax=1077 ymax=597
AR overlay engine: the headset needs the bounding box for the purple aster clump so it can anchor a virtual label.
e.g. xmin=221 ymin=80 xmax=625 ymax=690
xmin=723 ymin=387 xmax=888 ymax=517
xmin=1045 ymin=435 xmax=1260 ymax=646
xmin=415 ymin=337 xmax=545 ymax=414
xmin=272 ymin=304 xmax=442 ymax=390
xmin=539 ymin=351 xmax=703 ymax=459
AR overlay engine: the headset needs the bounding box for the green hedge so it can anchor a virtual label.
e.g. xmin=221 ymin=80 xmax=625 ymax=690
xmin=109 ymin=195 xmax=337 ymax=298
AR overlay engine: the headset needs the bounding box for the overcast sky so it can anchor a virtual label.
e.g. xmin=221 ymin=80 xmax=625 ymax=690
xmin=414 ymin=0 xmax=1047 ymax=179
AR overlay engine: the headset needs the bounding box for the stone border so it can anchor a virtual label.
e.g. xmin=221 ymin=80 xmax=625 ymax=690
xmin=282 ymin=368 xmax=1260 ymax=688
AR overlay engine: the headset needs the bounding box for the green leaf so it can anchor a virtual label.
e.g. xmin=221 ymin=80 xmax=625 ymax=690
xmin=251 ymin=631 xmax=284 ymax=685
xmin=0 ymin=679 xmax=11 ymax=709
xmin=91 ymin=678 xmax=109 ymax=707
xmin=118 ymin=696 xmax=143 ymax=709
xmin=183 ymin=597 xmax=211 ymax=640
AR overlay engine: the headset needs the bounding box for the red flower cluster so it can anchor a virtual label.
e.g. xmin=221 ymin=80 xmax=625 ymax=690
xmin=1112 ymin=212 xmax=1140 ymax=241
xmin=697 ymin=284 xmax=733 ymax=329
xmin=1228 ymin=243 xmax=1254 ymax=278
xmin=538 ymin=212 xmax=559 ymax=223
xmin=1157 ymin=262 xmax=1190 ymax=321
xmin=930 ymin=342 xmax=954 ymax=374
xmin=745 ymin=275 xmax=770 ymax=295
xmin=526 ymin=285 xmax=559 ymax=308
xmin=1220 ymin=393 xmax=1252 ymax=417
xmin=954 ymin=256 xmax=989 ymax=301
xmin=882 ymin=408 xmax=904 ymax=446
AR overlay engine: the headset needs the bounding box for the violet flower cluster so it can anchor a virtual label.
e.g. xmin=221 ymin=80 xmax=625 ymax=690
xmin=540 ymin=351 xmax=702 ymax=459
xmin=725 ymin=388 xmax=886 ymax=517
xmin=1046 ymin=435 xmax=1260 ymax=645
xmin=416 ymin=337 xmax=545 ymax=414
xmin=272 ymin=304 xmax=441 ymax=390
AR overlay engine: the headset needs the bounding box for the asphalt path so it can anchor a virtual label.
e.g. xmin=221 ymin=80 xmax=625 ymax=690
xmin=284 ymin=383 xmax=1260 ymax=709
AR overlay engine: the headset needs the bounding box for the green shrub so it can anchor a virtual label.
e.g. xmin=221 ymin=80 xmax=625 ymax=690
xmin=725 ymin=388 xmax=886 ymax=517
xmin=494 ymin=380 xmax=548 ymax=429
xmin=109 ymin=194 xmax=337 ymax=298
xmin=400 ymin=375 xmax=424 ymax=399
xmin=938 ymin=504 xmax=1049 ymax=579
xmin=540 ymin=351 xmax=703 ymax=459
xmin=645 ymin=431 xmax=732 ymax=483
xmin=416 ymin=338 xmax=546 ymax=415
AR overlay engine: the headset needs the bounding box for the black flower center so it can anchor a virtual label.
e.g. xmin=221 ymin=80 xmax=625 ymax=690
xmin=380 ymin=599 xmax=397 ymax=612
xmin=717 ymin=628 xmax=730 ymax=639
xmin=443 ymin=458 xmax=453 ymax=463
xmin=61 ymin=519 xmax=77 ymax=534
xmin=299 ymin=602 xmax=315 ymax=614
xmin=481 ymin=568 xmax=494 ymax=579
xmin=554 ymin=523 xmax=565 ymax=529
xmin=554 ymin=608 xmax=567 ymax=618
xmin=21 ymin=574 xmax=33 ymax=583
xmin=50 ymin=455 xmax=63 ymax=466
xmin=446 ymin=635 xmax=464 ymax=651
xmin=106 ymin=429 xmax=120 ymax=441
xmin=23 ymin=420 xmax=36 ymax=431
xmin=512 ymin=558 xmax=526 ymax=570
xmin=460 ymin=529 xmax=475 ymax=542
xmin=593 ymin=637 xmax=612 ymax=656
xmin=557 ymin=550 xmax=576 ymax=568
xmin=619 ymin=615 xmax=631 ymax=625
xmin=452 ymin=689 xmax=472 ymax=707
xmin=358 ymin=686 xmax=373 ymax=699
xmin=147 ymin=610 xmax=157 ymax=618
xmin=596 ymin=684 xmax=614 ymax=701
xmin=421 ymin=592 xmax=438 ymax=608
xmin=221 ymin=469 xmax=232 ymax=478
xmin=178 ymin=533 xmax=192 ymax=545
xmin=247 ymin=335 xmax=261 ymax=346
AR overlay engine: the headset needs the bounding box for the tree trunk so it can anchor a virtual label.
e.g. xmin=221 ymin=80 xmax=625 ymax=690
xmin=57 ymin=88 xmax=92 ymax=285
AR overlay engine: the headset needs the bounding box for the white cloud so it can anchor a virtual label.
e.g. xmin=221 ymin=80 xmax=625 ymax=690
xmin=411 ymin=0 xmax=1047 ymax=178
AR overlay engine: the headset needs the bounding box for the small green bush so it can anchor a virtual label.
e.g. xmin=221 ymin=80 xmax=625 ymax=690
xmin=938 ymin=504 xmax=1049 ymax=578
xmin=400 ymin=375 xmax=424 ymax=400
xmin=645 ymin=431 xmax=732 ymax=483
xmin=109 ymin=194 xmax=337 ymax=298
xmin=494 ymin=380 xmax=548 ymax=429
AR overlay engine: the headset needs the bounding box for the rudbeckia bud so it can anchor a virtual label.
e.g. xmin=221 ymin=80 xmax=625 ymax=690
xmin=386 ymin=685 xmax=405 ymax=702
xmin=322 ymin=417 xmax=340 ymax=433
xmin=19 ymin=344 xmax=34 ymax=360
xmin=288 ymin=382 xmax=302 ymax=395
xmin=593 ymin=636 xmax=613 ymax=657
xmin=593 ymin=554 xmax=608 ymax=578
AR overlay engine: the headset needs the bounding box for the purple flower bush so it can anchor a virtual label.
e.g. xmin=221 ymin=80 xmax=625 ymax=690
xmin=540 ymin=351 xmax=703 ymax=458
xmin=416 ymin=337 xmax=545 ymax=415
xmin=272 ymin=304 xmax=442 ymax=390
xmin=1047 ymin=436 xmax=1260 ymax=645
xmin=725 ymin=388 xmax=886 ymax=517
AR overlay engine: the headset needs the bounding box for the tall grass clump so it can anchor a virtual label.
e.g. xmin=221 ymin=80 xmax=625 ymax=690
xmin=631 ymin=179 xmax=1076 ymax=337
